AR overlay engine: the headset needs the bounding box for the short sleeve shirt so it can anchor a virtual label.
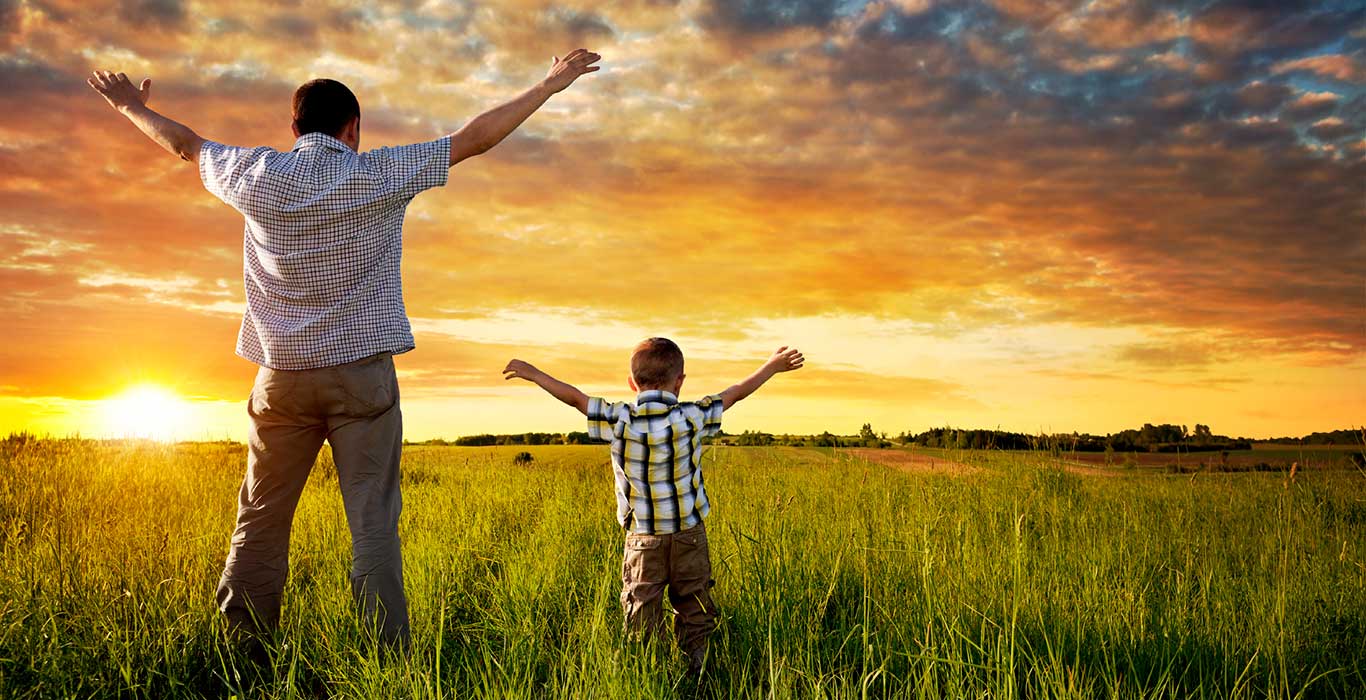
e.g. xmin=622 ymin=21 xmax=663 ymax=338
xmin=587 ymin=390 xmax=725 ymax=534
xmin=199 ymin=132 xmax=451 ymax=369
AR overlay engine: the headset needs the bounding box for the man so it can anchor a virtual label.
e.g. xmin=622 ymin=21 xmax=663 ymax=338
xmin=87 ymin=48 xmax=601 ymax=648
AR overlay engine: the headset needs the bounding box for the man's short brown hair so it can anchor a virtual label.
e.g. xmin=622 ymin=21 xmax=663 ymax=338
xmin=292 ymin=78 xmax=360 ymax=138
xmin=631 ymin=337 xmax=685 ymax=389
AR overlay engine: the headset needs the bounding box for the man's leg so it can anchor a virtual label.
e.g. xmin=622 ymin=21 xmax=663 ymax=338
xmin=325 ymin=354 xmax=409 ymax=647
xmin=217 ymin=369 xmax=325 ymax=637
xmin=622 ymin=534 xmax=669 ymax=650
xmin=668 ymin=522 xmax=718 ymax=674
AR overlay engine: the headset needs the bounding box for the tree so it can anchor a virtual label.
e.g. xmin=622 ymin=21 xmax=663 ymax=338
xmin=859 ymin=423 xmax=879 ymax=447
xmin=737 ymin=430 xmax=774 ymax=447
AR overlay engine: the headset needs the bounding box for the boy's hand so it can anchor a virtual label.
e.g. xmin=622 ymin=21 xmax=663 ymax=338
xmin=763 ymin=346 xmax=805 ymax=374
xmin=503 ymin=359 xmax=590 ymax=414
xmin=717 ymin=345 xmax=805 ymax=409
xmin=503 ymin=359 xmax=543 ymax=382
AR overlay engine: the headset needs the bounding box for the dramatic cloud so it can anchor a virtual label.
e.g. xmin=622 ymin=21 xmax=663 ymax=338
xmin=1 ymin=0 xmax=1362 ymax=439
xmin=117 ymin=0 xmax=184 ymax=29
xmin=0 ymin=0 xmax=18 ymax=49
xmin=1272 ymin=53 xmax=1366 ymax=83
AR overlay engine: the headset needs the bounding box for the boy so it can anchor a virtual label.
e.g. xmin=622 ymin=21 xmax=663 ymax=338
xmin=503 ymin=338 xmax=804 ymax=673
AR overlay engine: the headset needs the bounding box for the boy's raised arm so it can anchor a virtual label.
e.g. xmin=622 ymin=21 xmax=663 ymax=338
xmin=88 ymin=71 xmax=206 ymax=163
xmin=447 ymin=49 xmax=601 ymax=166
xmin=716 ymin=346 xmax=804 ymax=409
xmin=503 ymin=359 xmax=590 ymax=415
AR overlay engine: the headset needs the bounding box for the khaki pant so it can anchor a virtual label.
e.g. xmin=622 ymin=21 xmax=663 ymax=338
xmin=216 ymin=352 xmax=408 ymax=646
xmin=621 ymin=521 xmax=718 ymax=669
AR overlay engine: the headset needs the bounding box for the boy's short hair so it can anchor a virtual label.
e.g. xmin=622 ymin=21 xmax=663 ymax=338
xmin=292 ymin=78 xmax=360 ymax=138
xmin=631 ymin=337 xmax=685 ymax=389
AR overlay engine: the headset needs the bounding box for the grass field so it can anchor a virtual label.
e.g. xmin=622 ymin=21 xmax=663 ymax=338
xmin=890 ymin=444 xmax=1362 ymax=476
xmin=1 ymin=438 xmax=1363 ymax=698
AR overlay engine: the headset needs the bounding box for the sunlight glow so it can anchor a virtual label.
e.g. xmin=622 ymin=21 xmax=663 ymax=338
xmin=100 ymin=385 xmax=190 ymax=441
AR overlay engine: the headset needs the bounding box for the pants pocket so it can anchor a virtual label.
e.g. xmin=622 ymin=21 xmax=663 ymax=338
xmin=672 ymin=527 xmax=712 ymax=583
xmin=623 ymin=536 xmax=667 ymax=584
xmin=335 ymin=355 xmax=397 ymax=417
xmin=249 ymin=368 xmax=298 ymax=418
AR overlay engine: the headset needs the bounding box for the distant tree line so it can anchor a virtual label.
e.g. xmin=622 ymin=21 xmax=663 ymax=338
xmin=900 ymin=428 xmax=1035 ymax=450
xmin=1260 ymin=429 xmax=1362 ymax=446
xmin=717 ymin=424 xmax=893 ymax=448
xmin=898 ymin=423 xmax=1252 ymax=452
xmin=413 ymin=429 xmax=883 ymax=449
xmin=409 ymin=432 xmax=609 ymax=447
xmin=415 ymin=423 xmax=1358 ymax=451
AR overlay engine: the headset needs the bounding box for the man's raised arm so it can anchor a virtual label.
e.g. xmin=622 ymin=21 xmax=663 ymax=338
xmin=447 ymin=48 xmax=601 ymax=167
xmin=88 ymin=71 xmax=205 ymax=164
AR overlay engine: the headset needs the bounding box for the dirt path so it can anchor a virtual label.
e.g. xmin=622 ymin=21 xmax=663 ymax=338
xmin=847 ymin=449 xmax=1131 ymax=478
xmin=1050 ymin=459 xmax=1130 ymax=478
xmin=845 ymin=448 xmax=978 ymax=475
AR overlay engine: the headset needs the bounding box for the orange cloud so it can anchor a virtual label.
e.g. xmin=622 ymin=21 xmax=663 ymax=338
xmin=1 ymin=0 xmax=1362 ymax=439
xmin=1271 ymin=54 xmax=1365 ymax=83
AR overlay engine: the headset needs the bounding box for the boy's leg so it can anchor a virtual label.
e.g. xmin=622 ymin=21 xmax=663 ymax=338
xmin=668 ymin=521 xmax=718 ymax=674
xmin=217 ymin=368 xmax=326 ymax=637
xmin=324 ymin=353 xmax=409 ymax=648
xmin=621 ymin=533 xmax=669 ymax=648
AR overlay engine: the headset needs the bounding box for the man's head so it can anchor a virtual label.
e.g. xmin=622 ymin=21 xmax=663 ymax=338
xmin=630 ymin=337 xmax=686 ymax=394
xmin=291 ymin=78 xmax=360 ymax=151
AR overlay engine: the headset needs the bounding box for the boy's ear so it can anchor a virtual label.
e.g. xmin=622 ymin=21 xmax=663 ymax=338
xmin=674 ymin=373 xmax=686 ymax=394
xmin=628 ymin=375 xmax=638 ymax=392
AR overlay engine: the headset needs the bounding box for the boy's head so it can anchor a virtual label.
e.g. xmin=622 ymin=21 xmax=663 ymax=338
xmin=630 ymin=337 xmax=685 ymax=394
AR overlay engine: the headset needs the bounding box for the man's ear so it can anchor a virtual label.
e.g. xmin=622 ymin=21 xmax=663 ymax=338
xmin=291 ymin=121 xmax=300 ymax=138
xmin=674 ymin=373 xmax=686 ymax=394
xmin=343 ymin=115 xmax=361 ymax=148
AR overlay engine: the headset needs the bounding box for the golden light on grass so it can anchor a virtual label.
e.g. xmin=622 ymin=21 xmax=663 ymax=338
xmin=100 ymin=384 xmax=190 ymax=442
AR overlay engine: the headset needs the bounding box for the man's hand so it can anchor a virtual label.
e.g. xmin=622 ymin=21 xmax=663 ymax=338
xmin=86 ymin=70 xmax=204 ymax=162
xmin=541 ymin=49 xmax=602 ymax=94
xmin=503 ymin=359 xmax=543 ymax=382
xmin=762 ymin=346 xmax=805 ymax=375
xmin=448 ymin=49 xmax=601 ymax=166
xmin=88 ymin=70 xmax=151 ymax=112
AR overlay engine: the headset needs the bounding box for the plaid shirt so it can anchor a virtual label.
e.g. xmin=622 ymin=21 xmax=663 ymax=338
xmin=587 ymin=390 xmax=725 ymax=534
xmin=199 ymin=132 xmax=451 ymax=370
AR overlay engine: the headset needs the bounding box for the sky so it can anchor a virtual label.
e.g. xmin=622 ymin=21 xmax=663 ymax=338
xmin=0 ymin=0 xmax=1363 ymax=441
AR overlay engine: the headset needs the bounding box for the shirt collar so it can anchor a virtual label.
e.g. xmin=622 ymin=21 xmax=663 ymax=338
xmin=635 ymin=389 xmax=679 ymax=407
xmin=291 ymin=132 xmax=351 ymax=152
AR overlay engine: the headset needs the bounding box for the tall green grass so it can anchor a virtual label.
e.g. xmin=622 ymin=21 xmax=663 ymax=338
xmin=0 ymin=439 xmax=1361 ymax=698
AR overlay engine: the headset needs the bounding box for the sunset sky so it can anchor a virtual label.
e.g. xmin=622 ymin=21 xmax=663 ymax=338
xmin=1 ymin=0 xmax=1363 ymax=441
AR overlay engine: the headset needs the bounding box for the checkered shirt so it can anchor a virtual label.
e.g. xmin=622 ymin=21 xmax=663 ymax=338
xmin=587 ymin=390 xmax=725 ymax=534
xmin=199 ymin=132 xmax=451 ymax=370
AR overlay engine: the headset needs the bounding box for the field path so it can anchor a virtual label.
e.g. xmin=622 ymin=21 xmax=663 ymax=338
xmin=846 ymin=448 xmax=978 ymax=475
xmin=1050 ymin=458 xmax=1130 ymax=477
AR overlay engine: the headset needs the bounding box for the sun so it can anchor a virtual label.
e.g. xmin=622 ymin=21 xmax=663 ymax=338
xmin=101 ymin=384 xmax=190 ymax=442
